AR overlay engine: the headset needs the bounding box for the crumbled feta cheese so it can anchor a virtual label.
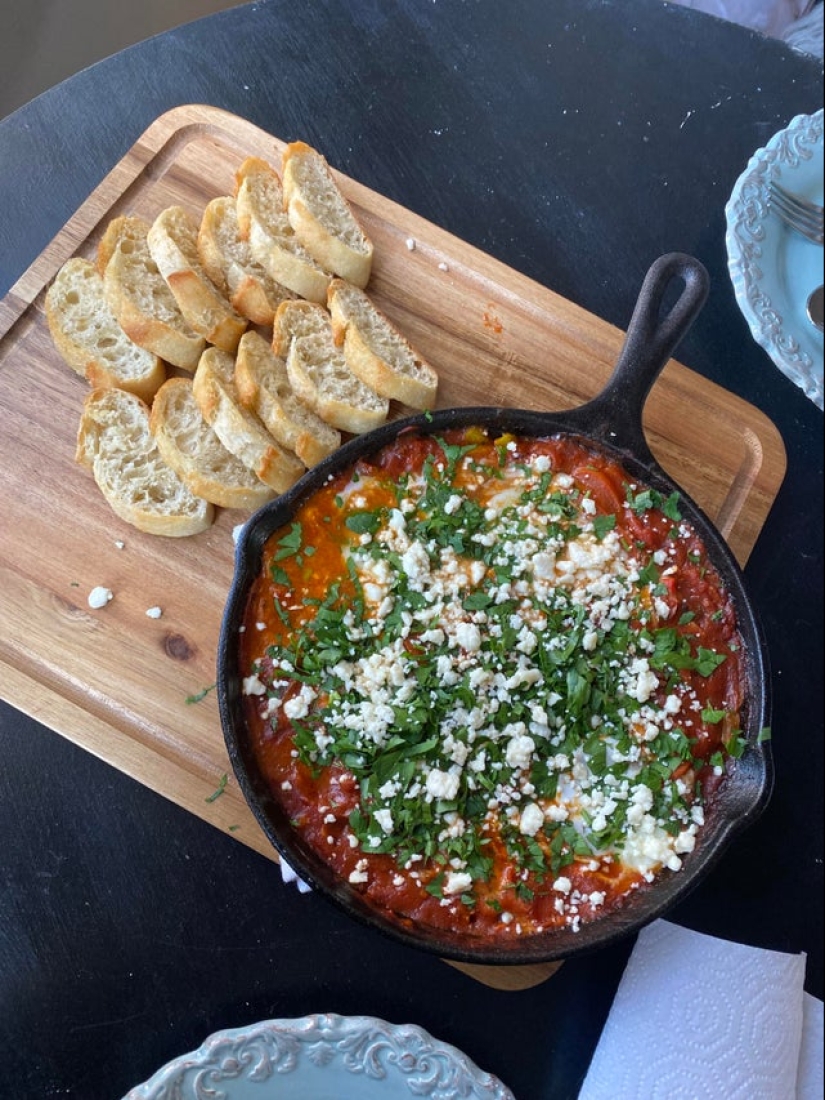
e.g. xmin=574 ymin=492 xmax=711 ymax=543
xmin=283 ymin=684 xmax=317 ymax=720
xmin=373 ymin=808 xmax=394 ymax=834
xmin=349 ymin=859 xmax=369 ymax=884
xmin=425 ymin=769 xmax=460 ymax=801
xmin=452 ymin=622 xmax=482 ymax=652
xmin=505 ymin=733 xmax=535 ymax=770
xmin=443 ymin=871 xmax=473 ymax=895
xmin=519 ymin=803 xmax=544 ymax=836
xmin=242 ymin=674 xmax=267 ymax=697
xmin=87 ymin=586 xmax=113 ymax=609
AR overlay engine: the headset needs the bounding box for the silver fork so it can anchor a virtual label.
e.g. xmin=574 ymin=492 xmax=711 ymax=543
xmin=768 ymin=180 xmax=824 ymax=244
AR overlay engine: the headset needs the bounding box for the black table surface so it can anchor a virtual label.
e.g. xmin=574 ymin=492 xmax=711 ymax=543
xmin=0 ymin=2 xmax=822 ymax=1097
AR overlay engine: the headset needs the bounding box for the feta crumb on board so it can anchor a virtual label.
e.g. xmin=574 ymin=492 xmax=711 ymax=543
xmin=87 ymin=586 xmax=113 ymax=609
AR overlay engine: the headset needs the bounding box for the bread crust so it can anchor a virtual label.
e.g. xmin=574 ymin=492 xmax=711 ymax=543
xmin=193 ymin=347 xmax=305 ymax=494
xmin=327 ymin=279 xmax=438 ymax=409
xmin=235 ymin=331 xmax=341 ymax=467
xmin=76 ymin=387 xmax=214 ymax=536
xmin=45 ymin=257 xmax=166 ymax=403
xmin=150 ymin=377 xmax=276 ymax=510
xmin=234 ymin=157 xmax=332 ymax=304
xmin=282 ymin=142 xmax=373 ymax=288
xmin=273 ymin=301 xmax=388 ymax=435
xmin=99 ymin=216 xmax=206 ymax=371
xmin=147 ymin=206 xmax=248 ymax=353
xmin=197 ymin=196 xmax=295 ymax=326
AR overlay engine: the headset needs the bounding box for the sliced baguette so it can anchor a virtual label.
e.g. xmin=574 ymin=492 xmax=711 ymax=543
xmin=76 ymin=387 xmax=214 ymax=536
xmin=197 ymin=196 xmax=296 ymax=326
xmin=98 ymin=216 xmax=206 ymax=371
xmin=149 ymin=377 xmax=276 ymax=510
xmin=45 ymin=258 xmax=166 ymax=403
xmin=281 ymin=141 xmax=373 ymax=288
xmin=271 ymin=298 xmax=338 ymax=352
xmin=234 ymin=331 xmax=341 ymax=467
xmin=234 ymin=157 xmax=332 ymax=304
xmin=147 ymin=205 xmax=248 ymax=353
xmin=327 ymin=279 xmax=438 ymax=409
xmin=272 ymin=300 xmax=388 ymax=435
xmin=192 ymin=347 xmax=305 ymax=494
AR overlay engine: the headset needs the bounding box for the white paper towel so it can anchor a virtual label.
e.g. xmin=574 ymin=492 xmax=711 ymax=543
xmin=579 ymin=919 xmax=822 ymax=1100
xmin=278 ymin=855 xmax=312 ymax=894
xmin=798 ymin=993 xmax=824 ymax=1100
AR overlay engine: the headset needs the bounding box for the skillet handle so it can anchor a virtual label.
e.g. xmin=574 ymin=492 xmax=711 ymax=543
xmin=568 ymin=252 xmax=709 ymax=463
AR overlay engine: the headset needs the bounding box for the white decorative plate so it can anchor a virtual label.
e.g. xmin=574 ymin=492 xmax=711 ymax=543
xmin=725 ymin=108 xmax=823 ymax=410
xmin=122 ymin=1014 xmax=515 ymax=1099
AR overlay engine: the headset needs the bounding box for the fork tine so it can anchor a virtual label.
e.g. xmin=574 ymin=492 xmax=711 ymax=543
xmin=769 ymin=181 xmax=824 ymax=244
xmin=770 ymin=181 xmax=824 ymax=220
xmin=774 ymin=180 xmax=822 ymax=212
xmin=769 ymin=185 xmax=824 ymax=228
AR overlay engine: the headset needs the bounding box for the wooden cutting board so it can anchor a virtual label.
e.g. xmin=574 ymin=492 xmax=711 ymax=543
xmin=0 ymin=105 xmax=786 ymax=992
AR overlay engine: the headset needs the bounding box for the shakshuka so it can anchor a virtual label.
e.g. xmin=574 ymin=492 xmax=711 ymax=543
xmin=239 ymin=427 xmax=748 ymax=939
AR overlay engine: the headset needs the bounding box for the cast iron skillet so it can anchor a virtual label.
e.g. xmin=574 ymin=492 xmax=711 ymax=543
xmin=218 ymin=252 xmax=773 ymax=965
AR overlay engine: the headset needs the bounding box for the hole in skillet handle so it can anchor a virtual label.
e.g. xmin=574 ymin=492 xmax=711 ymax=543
xmin=566 ymin=252 xmax=710 ymax=464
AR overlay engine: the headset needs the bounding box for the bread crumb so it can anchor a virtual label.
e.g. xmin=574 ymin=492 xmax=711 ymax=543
xmin=438 ymin=261 xmax=449 ymax=272
xmin=88 ymin=586 xmax=113 ymax=609
xmin=405 ymin=237 xmax=416 ymax=251
xmin=145 ymin=606 xmax=163 ymax=619
xmin=114 ymin=540 xmax=125 ymax=550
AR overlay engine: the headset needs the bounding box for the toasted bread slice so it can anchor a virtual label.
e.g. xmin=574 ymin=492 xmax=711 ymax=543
xmin=282 ymin=142 xmax=373 ymax=288
xmin=271 ymin=298 xmax=337 ymax=353
xmin=98 ymin=216 xmax=206 ymax=371
xmin=147 ymin=205 xmax=248 ymax=353
xmin=234 ymin=331 xmax=341 ymax=467
xmin=149 ymin=377 xmax=276 ymax=510
xmin=197 ymin=196 xmax=296 ymax=326
xmin=192 ymin=347 xmax=305 ymax=494
xmin=272 ymin=300 xmax=388 ymax=435
xmin=327 ymin=279 xmax=438 ymax=409
xmin=234 ymin=157 xmax=332 ymax=304
xmin=45 ymin=258 xmax=166 ymax=403
xmin=76 ymin=387 xmax=214 ymax=536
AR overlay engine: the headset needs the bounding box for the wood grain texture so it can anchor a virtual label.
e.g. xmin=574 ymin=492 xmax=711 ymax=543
xmin=0 ymin=105 xmax=787 ymax=988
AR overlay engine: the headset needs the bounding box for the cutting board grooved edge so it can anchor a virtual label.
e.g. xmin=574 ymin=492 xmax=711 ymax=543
xmin=0 ymin=110 xmax=244 ymax=338
xmin=0 ymin=634 xmax=224 ymax=782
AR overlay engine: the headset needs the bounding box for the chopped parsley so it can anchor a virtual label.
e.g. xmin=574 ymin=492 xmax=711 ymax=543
xmin=186 ymin=683 xmax=216 ymax=704
xmin=205 ymin=773 xmax=228 ymax=802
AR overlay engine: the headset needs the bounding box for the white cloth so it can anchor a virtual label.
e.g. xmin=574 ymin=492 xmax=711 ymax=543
xmin=278 ymin=855 xmax=312 ymax=894
xmin=579 ymin=919 xmax=823 ymax=1100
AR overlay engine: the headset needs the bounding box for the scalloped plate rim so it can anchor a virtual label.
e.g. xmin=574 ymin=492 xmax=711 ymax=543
xmin=122 ymin=1012 xmax=516 ymax=1099
xmin=724 ymin=108 xmax=824 ymax=410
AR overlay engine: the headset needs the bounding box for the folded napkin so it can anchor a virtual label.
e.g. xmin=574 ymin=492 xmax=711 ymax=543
xmin=579 ymin=919 xmax=823 ymax=1100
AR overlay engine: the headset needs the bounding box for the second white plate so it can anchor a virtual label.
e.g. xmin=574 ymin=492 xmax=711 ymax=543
xmin=725 ymin=109 xmax=823 ymax=410
xmin=123 ymin=1013 xmax=515 ymax=1099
